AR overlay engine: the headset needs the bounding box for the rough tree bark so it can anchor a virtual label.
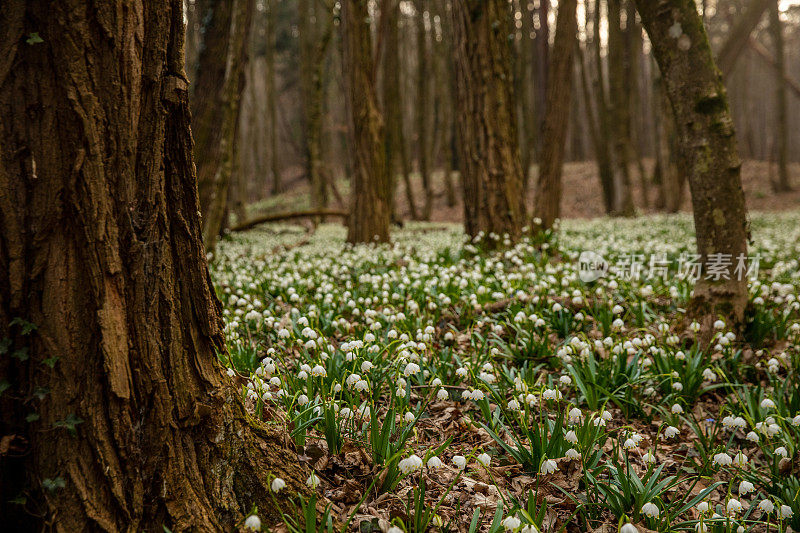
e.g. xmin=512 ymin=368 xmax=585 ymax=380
xmin=769 ymin=1 xmax=790 ymax=192
xmin=452 ymin=0 xmax=527 ymax=246
xmin=635 ymin=0 xmax=750 ymax=326
xmin=193 ymin=0 xmax=254 ymax=252
xmin=534 ymin=0 xmax=578 ymax=230
xmin=0 ymin=1 xmax=308 ymax=530
xmin=342 ymin=0 xmax=392 ymax=244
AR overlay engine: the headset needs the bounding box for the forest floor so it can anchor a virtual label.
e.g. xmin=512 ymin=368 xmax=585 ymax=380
xmin=213 ymin=206 xmax=800 ymax=532
xmin=246 ymin=159 xmax=800 ymax=224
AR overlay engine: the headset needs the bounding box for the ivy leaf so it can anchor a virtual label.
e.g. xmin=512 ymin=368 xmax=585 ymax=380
xmin=9 ymin=317 xmax=37 ymax=335
xmin=0 ymin=381 xmax=9 ymax=396
xmin=26 ymin=33 xmax=44 ymax=45
xmin=0 ymin=338 xmax=11 ymax=355
xmin=26 ymin=412 xmax=40 ymax=423
xmin=53 ymin=413 xmax=84 ymax=436
xmin=43 ymin=356 xmax=59 ymax=368
xmin=42 ymin=478 xmax=65 ymax=492
xmin=11 ymin=347 xmax=29 ymax=361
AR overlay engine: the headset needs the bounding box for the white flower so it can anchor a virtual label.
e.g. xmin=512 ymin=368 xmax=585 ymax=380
xmin=758 ymin=499 xmax=774 ymax=513
xmin=311 ymin=364 xmax=326 ymax=377
xmin=271 ymin=477 xmax=286 ymax=492
xmin=452 ymin=455 xmax=467 ymax=470
xmin=565 ymin=430 xmax=578 ymax=444
xmin=297 ymin=394 xmax=309 ymax=406
xmin=568 ymin=407 xmax=583 ymax=424
xmin=642 ymin=451 xmax=656 ymax=464
xmin=542 ymin=388 xmax=562 ymax=401
xmin=775 ymin=446 xmax=788 ymax=458
xmin=696 ymin=502 xmax=710 ymax=513
xmin=793 ymin=414 xmax=800 ymax=426
xmin=426 ymin=456 xmax=444 ymax=469
xmin=502 ymin=515 xmax=522 ymax=531
xmin=565 ymin=448 xmax=581 ymax=460
xmin=404 ymin=362 xmax=421 ymax=376
xmin=244 ymin=514 xmax=262 ymax=530
xmin=712 ymin=452 xmax=732 ymax=467
xmin=779 ymin=505 xmax=793 ymax=519
xmin=436 ymin=388 xmax=449 ymax=400
xmin=664 ymin=426 xmax=679 ymax=438
xmin=404 ymin=411 xmax=415 ymax=423
xmin=761 ymin=398 xmax=776 ymax=409
xmin=671 ymin=404 xmax=684 ymax=414
xmin=398 ymin=454 xmax=423 ymax=474
xmin=355 ymin=379 xmax=369 ymax=392
xmin=714 ymin=320 xmax=725 ymax=330
xmin=641 ymin=501 xmax=659 ymax=518
xmin=477 ymin=453 xmax=491 ymax=467
xmin=746 ymin=431 xmax=760 ymax=443
xmin=727 ymin=498 xmax=743 ymax=515
xmin=508 ymin=399 xmax=521 ymax=410
xmin=733 ymin=451 xmax=748 ymax=466
xmin=540 ymin=458 xmax=558 ymax=475
xmin=623 ymin=438 xmax=637 ymax=450
xmin=388 ymin=527 xmax=403 ymax=533
xmin=621 ymin=524 xmax=639 ymax=533
xmin=306 ymin=473 xmax=320 ymax=488
xmin=738 ymin=480 xmax=755 ymax=495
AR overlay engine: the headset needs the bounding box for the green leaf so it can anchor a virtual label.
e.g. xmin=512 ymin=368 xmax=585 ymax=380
xmin=53 ymin=413 xmax=84 ymax=436
xmin=0 ymin=380 xmax=10 ymax=396
xmin=42 ymin=477 xmax=65 ymax=492
xmin=0 ymin=338 xmax=11 ymax=355
xmin=25 ymin=412 xmax=40 ymax=422
xmin=9 ymin=494 xmax=27 ymax=505
xmin=12 ymin=347 xmax=29 ymax=361
xmin=43 ymin=356 xmax=59 ymax=368
xmin=26 ymin=33 xmax=44 ymax=45
xmin=10 ymin=317 xmax=37 ymax=335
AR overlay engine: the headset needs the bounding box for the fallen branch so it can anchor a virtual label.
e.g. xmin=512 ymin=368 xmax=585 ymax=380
xmin=230 ymin=208 xmax=348 ymax=232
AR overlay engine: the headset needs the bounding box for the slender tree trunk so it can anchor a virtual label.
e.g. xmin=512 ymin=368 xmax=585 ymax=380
xmin=533 ymin=0 xmax=550 ymax=159
xmin=591 ymin=0 xmax=617 ymax=214
xmin=342 ymin=0 xmax=391 ymax=243
xmin=266 ymin=0 xmax=282 ymax=195
xmin=635 ymin=0 xmax=750 ymax=326
xmin=193 ymin=0 xmax=254 ymax=252
xmin=452 ymin=0 xmax=526 ymax=246
xmin=769 ymin=1 xmax=790 ymax=192
xmin=652 ymin=69 xmax=683 ymax=212
xmin=415 ymin=0 xmax=433 ymax=220
xmin=716 ymin=0 xmax=772 ymax=76
xmin=435 ymin=0 xmax=457 ymax=208
xmin=607 ymin=0 xmax=636 ymax=216
xmin=534 ymin=0 xmax=578 ymax=230
xmin=519 ymin=0 xmax=535 ymax=190
xmin=625 ymin=1 xmax=649 ymax=209
xmin=0 ymin=1 xmax=308 ymax=530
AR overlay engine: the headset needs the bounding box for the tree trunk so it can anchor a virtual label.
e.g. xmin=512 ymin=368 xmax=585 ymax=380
xmin=591 ymin=0 xmax=617 ymax=214
xmin=193 ymin=0 xmax=254 ymax=253
xmin=299 ymin=0 xmax=333 ymax=214
xmin=652 ymin=68 xmax=683 ymax=212
xmin=0 ymin=1 xmax=308 ymax=530
xmin=769 ymin=1 xmax=790 ymax=192
xmin=635 ymin=0 xmax=750 ymax=326
xmin=607 ymin=0 xmax=636 ymax=216
xmin=415 ymin=0 xmax=433 ymax=220
xmin=534 ymin=0 xmax=578 ymax=230
xmin=266 ymin=0 xmax=282 ymax=195
xmin=452 ymin=0 xmax=526 ymax=246
xmin=342 ymin=0 xmax=392 ymax=244
xmin=533 ymin=0 xmax=550 ymax=159
xmin=434 ymin=0 xmax=457 ymax=208
xmin=716 ymin=0 xmax=772 ymax=76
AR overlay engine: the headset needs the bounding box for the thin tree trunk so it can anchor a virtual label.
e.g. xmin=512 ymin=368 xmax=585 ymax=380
xmin=193 ymin=0 xmax=255 ymax=252
xmin=652 ymin=68 xmax=683 ymax=212
xmin=635 ymin=0 xmax=750 ymax=326
xmin=434 ymin=0 xmax=457 ymax=208
xmin=452 ymin=0 xmax=526 ymax=246
xmin=716 ymin=0 xmax=772 ymax=76
xmin=342 ymin=0 xmax=391 ymax=243
xmin=591 ymin=0 xmax=617 ymax=214
xmin=533 ymin=0 xmax=550 ymax=159
xmin=0 ymin=1 xmax=308 ymax=530
xmin=267 ymin=0 xmax=282 ymax=195
xmin=769 ymin=1 xmax=790 ymax=192
xmin=415 ymin=0 xmax=433 ymax=220
xmin=534 ymin=0 xmax=578 ymax=230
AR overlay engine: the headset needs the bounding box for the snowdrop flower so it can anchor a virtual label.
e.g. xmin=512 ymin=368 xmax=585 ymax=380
xmin=436 ymin=388 xmax=449 ymax=401
xmin=398 ymin=454 xmax=423 ymax=474
xmin=621 ymin=524 xmax=639 ymax=533
xmin=761 ymin=398 xmax=776 ymax=410
xmin=793 ymin=414 xmax=800 ymax=426
xmin=477 ymin=453 xmax=491 ymax=467
xmin=426 ymin=456 xmax=444 ymax=469
xmin=726 ymin=498 xmax=743 ymax=515
xmin=642 ymin=451 xmax=656 ymax=464
xmin=696 ymin=502 xmax=710 ymax=513
xmin=623 ymin=438 xmax=637 ymax=450
xmin=712 ymin=452 xmax=732 ymax=467
xmin=775 ymin=446 xmax=788 ymax=458
xmin=565 ymin=448 xmax=581 ymax=460
xmin=738 ymin=480 xmax=755 ymax=495
xmin=360 ymin=361 xmax=373 ymax=372
xmin=508 ymin=399 xmax=521 ymax=410
xmin=452 ymin=455 xmax=467 ymax=470
xmin=388 ymin=527 xmax=403 ymax=533
xmin=244 ymin=514 xmax=262 ymax=530
xmin=568 ymin=407 xmax=583 ymax=424
xmin=540 ymin=458 xmax=558 ymax=475
xmin=664 ymin=426 xmax=679 ymax=438
xmin=297 ymin=394 xmax=309 ymax=406
xmin=270 ymin=477 xmax=286 ymax=492
xmin=355 ymin=379 xmax=369 ymax=392
xmin=671 ymin=404 xmax=684 ymax=415
xmin=714 ymin=320 xmax=725 ymax=330
xmin=733 ymin=451 xmax=748 ymax=466
xmin=779 ymin=505 xmax=793 ymax=519
xmin=311 ymin=364 xmax=326 ymax=377
xmin=702 ymin=368 xmax=716 ymax=381
xmin=403 ymin=362 xmax=421 ymax=376
xmin=502 ymin=516 xmax=521 ymax=531
xmin=559 ymin=375 xmax=572 ymax=386
xmin=404 ymin=411 xmax=415 ymax=423
xmin=641 ymin=502 xmax=659 ymax=518
xmin=542 ymin=388 xmax=562 ymax=401
xmin=758 ymin=499 xmax=774 ymax=513
xmin=565 ymin=430 xmax=578 ymax=444
xmin=306 ymin=473 xmax=320 ymax=488
xmin=455 ymin=367 xmax=469 ymax=378
xmin=746 ymin=431 xmax=759 ymax=443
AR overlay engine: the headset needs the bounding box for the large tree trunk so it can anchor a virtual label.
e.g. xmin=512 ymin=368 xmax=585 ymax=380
xmin=0 ymin=1 xmax=308 ymax=530
xmin=342 ymin=0 xmax=392 ymax=244
xmin=769 ymin=1 xmax=790 ymax=192
xmin=635 ymin=0 xmax=750 ymax=326
xmin=415 ymin=0 xmax=433 ymax=220
xmin=452 ymin=0 xmax=526 ymax=246
xmin=534 ymin=0 xmax=578 ymax=230
xmin=192 ymin=0 xmax=254 ymax=252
